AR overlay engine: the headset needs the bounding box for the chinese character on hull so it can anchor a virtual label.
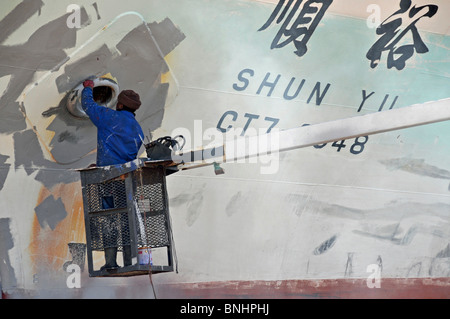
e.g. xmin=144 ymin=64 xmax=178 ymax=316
xmin=259 ymin=0 xmax=333 ymax=57
xmin=366 ymin=0 xmax=438 ymax=70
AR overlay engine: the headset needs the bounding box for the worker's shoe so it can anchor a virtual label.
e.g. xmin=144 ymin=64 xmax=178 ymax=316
xmin=100 ymin=247 xmax=119 ymax=271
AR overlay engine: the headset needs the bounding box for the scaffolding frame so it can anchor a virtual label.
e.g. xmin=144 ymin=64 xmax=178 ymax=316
xmin=79 ymin=159 xmax=176 ymax=277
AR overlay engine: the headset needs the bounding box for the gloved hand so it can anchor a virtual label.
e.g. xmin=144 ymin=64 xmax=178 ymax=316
xmin=83 ymin=79 xmax=95 ymax=88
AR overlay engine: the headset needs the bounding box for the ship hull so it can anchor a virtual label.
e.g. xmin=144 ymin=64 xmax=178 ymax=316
xmin=0 ymin=0 xmax=449 ymax=298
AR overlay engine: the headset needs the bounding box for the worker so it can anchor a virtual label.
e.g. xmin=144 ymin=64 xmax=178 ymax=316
xmin=81 ymin=79 xmax=144 ymax=167
xmin=81 ymin=79 xmax=144 ymax=271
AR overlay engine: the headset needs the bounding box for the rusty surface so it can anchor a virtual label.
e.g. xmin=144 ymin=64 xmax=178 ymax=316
xmin=1 ymin=277 xmax=448 ymax=299
xmin=29 ymin=182 xmax=85 ymax=274
xmin=157 ymin=278 xmax=450 ymax=299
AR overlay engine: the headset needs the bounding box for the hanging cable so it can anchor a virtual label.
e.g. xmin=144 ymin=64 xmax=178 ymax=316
xmin=137 ymin=168 xmax=157 ymax=299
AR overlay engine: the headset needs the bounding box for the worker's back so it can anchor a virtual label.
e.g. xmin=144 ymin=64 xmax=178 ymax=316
xmin=81 ymin=86 xmax=144 ymax=166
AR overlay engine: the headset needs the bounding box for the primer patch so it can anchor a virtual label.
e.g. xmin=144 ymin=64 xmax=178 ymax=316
xmin=40 ymin=19 xmax=184 ymax=165
xmin=0 ymin=4 xmax=88 ymax=135
xmin=34 ymin=195 xmax=67 ymax=230
xmin=0 ymin=154 xmax=10 ymax=191
xmin=313 ymin=235 xmax=338 ymax=255
xmin=380 ymin=158 xmax=450 ymax=180
xmin=0 ymin=218 xmax=17 ymax=290
xmin=13 ymin=129 xmax=83 ymax=188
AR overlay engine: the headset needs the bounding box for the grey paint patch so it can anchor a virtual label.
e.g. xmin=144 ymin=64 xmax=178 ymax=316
xmin=35 ymin=169 xmax=81 ymax=190
xmin=353 ymin=224 xmax=419 ymax=245
xmin=435 ymin=243 xmax=450 ymax=258
xmin=169 ymin=193 xmax=192 ymax=206
xmin=285 ymin=193 xmax=311 ymax=217
xmin=380 ymin=157 xmax=450 ymax=180
xmin=42 ymin=80 xmax=100 ymax=164
xmin=170 ymin=184 xmax=205 ymax=226
xmin=13 ymin=129 xmax=83 ymax=188
xmin=290 ymin=197 xmax=449 ymax=249
xmin=381 ymin=157 xmax=450 ymax=191
xmin=429 ymin=260 xmax=450 ymax=277
xmin=344 ymin=252 xmax=354 ymax=277
xmin=321 ymin=201 xmax=450 ymax=221
xmin=317 ymin=201 xmax=450 ymax=245
xmin=313 ymin=235 xmax=337 ymax=255
xmin=225 ymin=191 xmax=243 ymax=217
xmin=0 ymin=0 xmax=44 ymax=43
xmin=406 ymin=262 xmax=422 ymax=277
xmin=63 ymin=243 xmax=86 ymax=272
xmin=340 ymin=202 xmax=450 ymax=245
xmin=0 ymin=154 xmax=10 ymax=191
xmin=376 ymin=255 xmax=383 ymax=273
xmin=34 ymin=195 xmax=67 ymax=230
xmin=429 ymin=244 xmax=450 ymax=277
xmin=92 ymin=2 xmax=101 ymax=20
xmin=58 ymin=131 xmax=79 ymax=143
xmin=0 ymin=4 xmax=89 ymax=134
xmin=404 ymin=244 xmax=450 ymax=277
xmin=0 ymin=218 xmax=17 ymax=291
xmin=46 ymin=18 xmax=185 ymax=164
xmin=3 ymin=4 xmax=184 ymax=192
xmin=14 ymin=129 xmax=56 ymax=173
xmin=54 ymin=44 xmax=114 ymax=94
xmin=185 ymin=191 xmax=204 ymax=227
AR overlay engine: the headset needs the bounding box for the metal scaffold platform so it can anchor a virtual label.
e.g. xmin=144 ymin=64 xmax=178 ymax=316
xmin=79 ymin=160 xmax=176 ymax=277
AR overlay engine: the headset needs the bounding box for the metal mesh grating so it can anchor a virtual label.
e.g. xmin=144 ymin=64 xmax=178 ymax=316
xmin=134 ymin=168 xmax=170 ymax=248
xmin=89 ymin=212 xmax=130 ymax=251
xmin=136 ymin=211 xmax=169 ymax=248
xmin=82 ymin=166 xmax=172 ymax=254
xmin=84 ymin=179 xmax=127 ymax=213
xmin=84 ymin=178 xmax=129 ymax=251
xmin=135 ymin=184 xmax=165 ymax=211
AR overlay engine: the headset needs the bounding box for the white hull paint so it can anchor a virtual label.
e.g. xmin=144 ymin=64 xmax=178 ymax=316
xmin=0 ymin=0 xmax=449 ymax=298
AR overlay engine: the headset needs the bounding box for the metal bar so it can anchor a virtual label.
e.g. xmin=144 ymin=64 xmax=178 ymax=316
xmin=124 ymin=173 xmax=138 ymax=266
xmin=80 ymin=174 xmax=95 ymax=276
xmin=272 ymin=97 xmax=450 ymax=156
xmin=161 ymin=166 xmax=174 ymax=269
xmin=88 ymin=207 xmax=128 ymax=216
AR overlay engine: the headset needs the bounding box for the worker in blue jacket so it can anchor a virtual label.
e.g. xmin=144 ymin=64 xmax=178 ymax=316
xmin=81 ymin=79 xmax=144 ymax=167
xmin=81 ymin=79 xmax=144 ymax=270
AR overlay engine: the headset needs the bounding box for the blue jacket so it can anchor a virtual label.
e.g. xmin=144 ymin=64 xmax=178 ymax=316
xmin=81 ymin=87 xmax=144 ymax=167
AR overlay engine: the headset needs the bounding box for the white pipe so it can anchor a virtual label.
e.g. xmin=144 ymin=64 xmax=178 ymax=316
xmin=255 ymin=97 xmax=450 ymax=157
xmin=177 ymin=98 xmax=450 ymax=169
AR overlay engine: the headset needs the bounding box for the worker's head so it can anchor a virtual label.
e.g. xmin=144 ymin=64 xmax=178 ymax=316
xmin=116 ymin=90 xmax=141 ymax=113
